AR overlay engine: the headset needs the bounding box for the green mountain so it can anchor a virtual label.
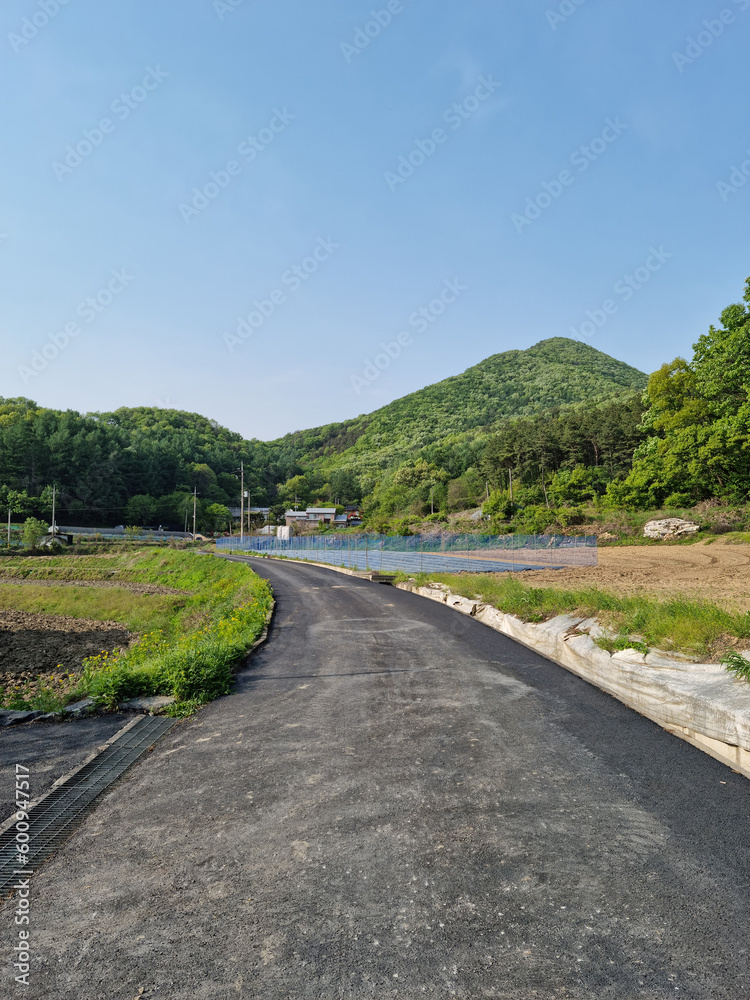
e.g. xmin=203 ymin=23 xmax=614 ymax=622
xmin=270 ymin=337 xmax=648 ymax=478
xmin=0 ymin=337 xmax=648 ymax=528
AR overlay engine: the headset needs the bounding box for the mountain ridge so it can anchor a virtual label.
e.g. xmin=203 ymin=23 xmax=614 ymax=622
xmin=267 ymin=337 xmax=648 ymax=477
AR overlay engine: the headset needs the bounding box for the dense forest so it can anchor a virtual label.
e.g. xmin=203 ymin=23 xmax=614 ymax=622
xmin=0 ymin=338 xmax=646 ymax=531
xmin=610 ymin=276 xmax=750 ymax=509
xmin=1 ymin=280 xmax=748 ymax=533
xmin=267 ymin=336 xmax=648 ymax=480
xmin=0 ymin=402 xmax=271 ymax=531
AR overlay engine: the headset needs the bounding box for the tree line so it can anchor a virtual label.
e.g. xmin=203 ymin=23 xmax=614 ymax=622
xmin=3 ymin=280 xmax=747 ymax=532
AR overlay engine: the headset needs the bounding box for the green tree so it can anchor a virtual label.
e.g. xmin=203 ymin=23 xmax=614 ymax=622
xmin=329 ymin=468 xmax=360 ymax=503
xmin=126 ymin=494 xmax=157 ymax=525
xmin=482 ymin=489 xmax=514 ymax=520
xmin=548 ymin=467 xmax=597 ymax=506
xmin=23 ymin=517 xmax=49 ymax=549
xmin=615 ymin=277 xmax=750 ymax=506
xmin=191 ymin=463 xmax=218 ymax=496
xmin=0 ymin=487 xmax=31 ymax=517
xmin=204 ymin=503 xmax=231 ymax=533
xmin=276 ymin=475 xmax=310 ymax=508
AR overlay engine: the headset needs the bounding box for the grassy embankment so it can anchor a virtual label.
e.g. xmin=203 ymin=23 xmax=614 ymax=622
xmin=397 ymin=571 xmax=750 ymax=666
xmin=0 ymin=549 xmax=272 ymax=715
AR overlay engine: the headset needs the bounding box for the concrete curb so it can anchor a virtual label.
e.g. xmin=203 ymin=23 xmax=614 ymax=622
xmin=395 ymin=581 xmax=750 ymax=780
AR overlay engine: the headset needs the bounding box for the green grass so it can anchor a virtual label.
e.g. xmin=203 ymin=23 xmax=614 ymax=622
xmin=595 ymin=635 xmax=650 ymax=655
xmin=397 ymin=571 xmax=750 ymax=662
xmin=721 ymin=650 xmax=750 ymax=681
xmin=0 ymin=549 xmax=273 ymax=713
xmin=0 ymin=584 xmax=183 ymax=633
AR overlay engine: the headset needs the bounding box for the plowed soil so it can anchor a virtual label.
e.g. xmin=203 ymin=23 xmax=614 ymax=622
xmin=520 ymin=539 xmax=750 ymax=610
xmin=0 ymin=610 xmax=133 ymax=699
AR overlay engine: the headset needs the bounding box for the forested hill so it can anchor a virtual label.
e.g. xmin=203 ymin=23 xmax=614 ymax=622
xmin=270 ymin=337 xmax=648 ymax=476
xmin=0 ymin=337 xmax=647 ymax=529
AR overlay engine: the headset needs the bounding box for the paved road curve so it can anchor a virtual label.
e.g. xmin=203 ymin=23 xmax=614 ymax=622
xmin=4 ymin=558 xmax=749 ymax=999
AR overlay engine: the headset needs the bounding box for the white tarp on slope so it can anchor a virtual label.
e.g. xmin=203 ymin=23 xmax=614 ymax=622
xmin=397 ymin=583 xmax=750 ymax=778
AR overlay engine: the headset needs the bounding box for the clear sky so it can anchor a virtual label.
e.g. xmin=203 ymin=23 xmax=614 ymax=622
xmin=2 ymin=0 xmax=748 ymax=440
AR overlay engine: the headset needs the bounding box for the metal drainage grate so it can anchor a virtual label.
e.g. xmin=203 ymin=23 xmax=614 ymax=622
xmin=0 ymin=715 xmax=174 ymax=893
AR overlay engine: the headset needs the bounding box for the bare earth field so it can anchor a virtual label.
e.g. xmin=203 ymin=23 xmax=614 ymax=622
xmin=0 ymin=610 xmax=132 ymax=702
xmin=520 ymin=539 xmax=750 ymax=610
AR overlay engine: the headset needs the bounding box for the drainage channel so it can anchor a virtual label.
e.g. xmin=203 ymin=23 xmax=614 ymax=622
xmin=0 ymin=715 xmax=174 ymax=894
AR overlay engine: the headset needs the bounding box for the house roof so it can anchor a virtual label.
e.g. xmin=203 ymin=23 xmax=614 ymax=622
xmin=306 ymin=507 xmax=336 ymax=514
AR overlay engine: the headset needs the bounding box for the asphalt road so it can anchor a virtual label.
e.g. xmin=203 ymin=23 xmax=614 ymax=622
xmin=2 ymin=557 xmax=749 ymax=999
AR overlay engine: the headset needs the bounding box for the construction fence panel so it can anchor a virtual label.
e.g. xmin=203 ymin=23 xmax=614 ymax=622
xmin=217 ymin=532 xmax=597 ymax=574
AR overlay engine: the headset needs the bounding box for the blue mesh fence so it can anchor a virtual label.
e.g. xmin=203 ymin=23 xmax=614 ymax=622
xmin=216 ymin=533 xmax=597 ymax=573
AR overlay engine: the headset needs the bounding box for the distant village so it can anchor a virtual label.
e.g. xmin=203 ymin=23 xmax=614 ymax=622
xmin=232 ymin=505 xmax=363 ymax=535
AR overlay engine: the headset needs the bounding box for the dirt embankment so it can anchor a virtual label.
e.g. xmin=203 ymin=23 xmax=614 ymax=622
xmin=521 ymin=540 xmax=750 ymax=610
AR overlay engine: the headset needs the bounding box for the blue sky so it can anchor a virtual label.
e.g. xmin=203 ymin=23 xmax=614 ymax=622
xmin=2 ymin=0 xmax=748 ymax=439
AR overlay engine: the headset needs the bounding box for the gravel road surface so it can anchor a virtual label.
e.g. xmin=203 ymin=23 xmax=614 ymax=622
xmin=2 ymin=556 xmax=749 ymax=999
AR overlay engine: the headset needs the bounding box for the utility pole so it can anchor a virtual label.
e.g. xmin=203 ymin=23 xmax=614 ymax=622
xmin=193 ymin=487 xmax=197 ymax=540
xmin=7 ymin=508 xmax=10 ymax=550
xmin=240 ymin=461 xmax=244 ymax=543
xmin=509 ymin=468 xmax=513 ymax=502
xmin=51 ymin=484 xmax=56 ymax=537
xmin=541 ymin=461 xmax=550 ymax=510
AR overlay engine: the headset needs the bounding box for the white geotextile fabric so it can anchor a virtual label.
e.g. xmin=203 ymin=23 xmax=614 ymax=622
xmin=399 ymin=585 xmax=750 ymax=753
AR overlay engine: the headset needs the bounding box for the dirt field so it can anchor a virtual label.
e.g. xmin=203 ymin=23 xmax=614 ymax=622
xmin=520 ymin=539 xmax=750 ymax=610
xmin=0 ymin=610 xmax=132 ymax=702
